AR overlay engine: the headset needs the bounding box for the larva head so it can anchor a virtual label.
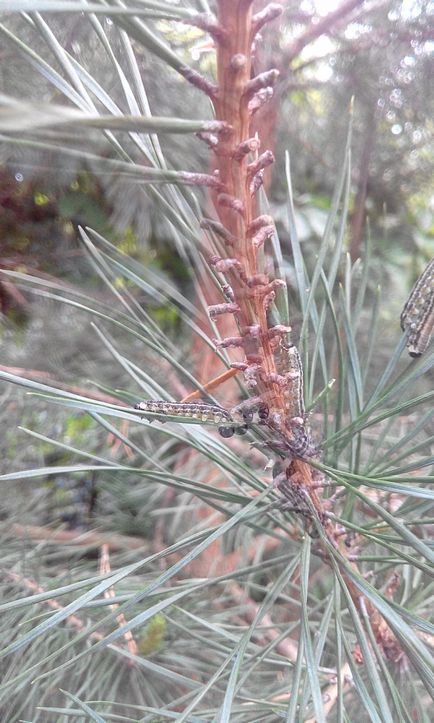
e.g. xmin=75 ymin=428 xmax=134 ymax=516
xmin=218 ymin=425 xmax=235 ymax=438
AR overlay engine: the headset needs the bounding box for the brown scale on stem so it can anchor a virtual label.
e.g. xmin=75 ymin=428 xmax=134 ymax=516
xmin=191 ymin=0 xmax=404 ymax=666
xmin=207 ymin=0 xmax=308 ymax=465
xmin=206 ymin=1 xmax=295 ymax=436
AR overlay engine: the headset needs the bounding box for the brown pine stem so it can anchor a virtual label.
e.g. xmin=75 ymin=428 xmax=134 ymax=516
xmin=202 ymin=0 xmax=404 ymax=667
xmin=210 ymin=0 xmax=285 ymax=417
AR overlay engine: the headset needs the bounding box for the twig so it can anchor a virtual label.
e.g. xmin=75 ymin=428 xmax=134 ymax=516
xmin=180 ymin=368 xmax=240 ymax=402
xmin=8 ymin=523 xmax=147 ymax=551
xmin=5 ymin=570 xmax=137 ymax=664
xmin=304 ymin=662 xmax=353 ymax=722
xmin=99 ymin=543 xmax=139 ymax=659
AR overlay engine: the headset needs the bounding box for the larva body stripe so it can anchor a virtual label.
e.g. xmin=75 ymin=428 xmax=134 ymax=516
xmin=401 ymin=257 xmax=434 ymax=356
xmin=408 ymin=307 xmax=434 ymax=357
xmin=134 ymin=400 xmax=234 ymax=425
xmin=285 ymin=344 xmax=305 ymax=419
xmin=401 ymin=257 xmax=434 ymax=328
xmin=287 ymin=426 xmax=311 ymax=457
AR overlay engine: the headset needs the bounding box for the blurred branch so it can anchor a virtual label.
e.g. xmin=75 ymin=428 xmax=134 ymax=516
xmin=8 ymin=522 xmax=148 ymax=551
xmin=282 ymin=0 xmax=368 ymax=66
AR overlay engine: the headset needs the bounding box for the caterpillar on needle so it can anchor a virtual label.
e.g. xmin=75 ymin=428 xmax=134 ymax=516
xmin=401 ymin=256 xmax=434 ymax=357
xmin=133 ymin=400 xmax=247 ymax=437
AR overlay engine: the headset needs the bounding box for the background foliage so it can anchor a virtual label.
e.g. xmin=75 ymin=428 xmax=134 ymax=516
xmin=0 ymin=1 xmax=433 ymax=721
